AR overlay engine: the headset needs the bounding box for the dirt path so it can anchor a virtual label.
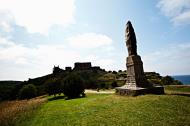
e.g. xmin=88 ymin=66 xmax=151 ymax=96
xmin=85 ymin=89 xmax=115 ymax=94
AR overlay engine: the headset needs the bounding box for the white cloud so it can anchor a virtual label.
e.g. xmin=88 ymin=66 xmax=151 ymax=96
xmin=157 ymin=0 xmax=190 ymax=25
xmin=82 ymin=55 xmax=115 ymax=70
xmin=0 ymin=32 xmax=116 ymax=80
xmin=142 ymin=43 xmax=190 ymax=75
xmin=172 ymin=11 xmax=190 ymax=25
xmin=67 ymin=33 xmax=113 ymax=49
xmin=0 ymin=10 xmax=14 ymax=33
xmin=0 ymin=38 xmax=81 ymax=80
xmin=0 ymin=0 xmax=75 ymax=34
xmin=0 ymin=38 xmax=79 ymax=66
xmin=0 ymin=37 xmax=15 ymax=47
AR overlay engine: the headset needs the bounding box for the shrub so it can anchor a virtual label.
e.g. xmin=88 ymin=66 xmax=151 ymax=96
xmin=0 ymin=81 xmax=23 ymax=101
xmin=18 ymin=84 xmax=37 ymax=99
xmin=63 ymin=74 xmax=85 ymax=98
xmin=172 ymin=80 xmax=183 ymax=85
xmin=161 ymin=75 xmax=182 ymax=85
xmin=84 ymin=78 xmax=97 ymax=89
xmin=100 ymin=83 xmax=106 ymax=89
xmin=147 ymin=79 xmax=162 ymax=85
xmin=118 ymin=70 xmax=122 ymax=73
xmin=98 ymin=82 xmax=109 ymax=89
xmin=108 ymin=71 xmax=112 ymax=73
xmin=111 ymin=81 xmax=118 ymax=88
xmin=112 ymin=71 xmax=117 ymax=74
xmin=161 ymin=76 xmax=174 ymax=85
xmin=45 ymin=78 xmax=63 ymax=96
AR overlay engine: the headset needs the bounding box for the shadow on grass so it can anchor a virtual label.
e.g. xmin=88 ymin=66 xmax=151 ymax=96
xmin=65 ymin=95 xmax=86 ymax=100
xmin=48 ymin=96 xmax=66 ymax=101
xmin=48 ymin=94 xmax=86 ymax=101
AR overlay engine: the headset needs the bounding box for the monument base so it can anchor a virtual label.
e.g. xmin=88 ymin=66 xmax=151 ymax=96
xmin=115 ymin=86 xmax=164 ymax=96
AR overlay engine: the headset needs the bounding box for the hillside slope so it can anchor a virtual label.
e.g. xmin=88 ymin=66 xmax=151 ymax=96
xmin=18 ymin=93 xmax=190 ymax=126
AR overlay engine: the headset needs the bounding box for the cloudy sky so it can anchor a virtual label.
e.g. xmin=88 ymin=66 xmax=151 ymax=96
xmin=0 ymin=0 xmax=190 ymax=80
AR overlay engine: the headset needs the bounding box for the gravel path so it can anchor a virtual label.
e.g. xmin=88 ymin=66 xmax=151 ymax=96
xmin=85 ymin=89 xmax=115 ymax=94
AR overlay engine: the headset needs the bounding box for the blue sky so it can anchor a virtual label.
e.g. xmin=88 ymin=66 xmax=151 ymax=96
xmin=0 ymin=0 xmax=190 ymax=80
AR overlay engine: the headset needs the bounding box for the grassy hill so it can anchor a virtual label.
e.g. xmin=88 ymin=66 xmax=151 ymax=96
xmin=13 ymin=88 xmax=190 ymax=126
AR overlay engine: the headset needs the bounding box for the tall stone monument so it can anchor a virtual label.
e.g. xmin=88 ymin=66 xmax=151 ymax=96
xmin=116 ymin=21 xmax=164 ymax=96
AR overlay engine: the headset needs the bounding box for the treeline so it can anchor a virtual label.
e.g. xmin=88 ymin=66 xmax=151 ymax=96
xmin=0 ymin=70 xmax=182 ymax=101
xmin=0 ymin=69 xmax=106 ymax=101
xmin=0 ymin=81 xmax=24 ymax=101
xmin=145 ymin=72 xmax=183 ymax=85
xmin=19 ymin=74 xmax=85 ymax=99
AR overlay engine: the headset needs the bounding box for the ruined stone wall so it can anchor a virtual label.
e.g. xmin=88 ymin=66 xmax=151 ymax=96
xmin=74 ymin=62 xmax=92 ymax=70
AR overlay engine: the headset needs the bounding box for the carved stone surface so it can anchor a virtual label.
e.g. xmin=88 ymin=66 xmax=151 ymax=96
xmin=115 ymin=21 xmax=164 ymax=96
xmin=125 ymin=55 xmax=151 ymax=88
xmin=125 ymin=21 xmax=137 ymax=56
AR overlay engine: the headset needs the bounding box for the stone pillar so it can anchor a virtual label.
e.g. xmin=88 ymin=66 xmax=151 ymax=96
xmin=125 ymin=55 xmax=151 ymax=88
xmin=115 ymin=21 xmax=164 ymax=96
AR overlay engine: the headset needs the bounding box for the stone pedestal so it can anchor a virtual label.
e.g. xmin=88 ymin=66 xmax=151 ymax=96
xmin=125 ymin=55 xmax=151 ymax=88
xmin=115 ymin=86 xmax=164 ymax=96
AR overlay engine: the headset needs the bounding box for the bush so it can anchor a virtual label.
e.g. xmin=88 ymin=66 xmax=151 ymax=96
xmin=63 ymin=74 xmax=85 ymax=98
xmin=112 ymin=71 xmax=117 ymax=74
xmin=0 ymin=81 xmax=23 ymax=101
xmin=18 ymin=84 xmax=37 ymax=99
xmin=45 ymin=78 xmax=63 ymax=96
xmin=161 ymin=76 xmax=174 ymax=85
xmin=111 ymin=81 xmax=118 ymax=88
xmin=100 ymin=83 xmax=106 ymax=89
xmin=172 ymin=80 xmax=183 ymax=85
xmin=84 ymin=78 xmax=98 ymax=89
xmin=118 ymin=70 xmax=122 ymax=73
xmin=147 ymin=79 xmax=162 ymax=85
xmin=98 ymin=82 xmax=110 ymax=89
xmin=161 ymin=75 xmax=182 ymax=85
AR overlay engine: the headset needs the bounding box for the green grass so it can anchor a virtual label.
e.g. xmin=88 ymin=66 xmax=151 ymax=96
xmin=165 ymin=85 xmax=190 ymax=93
xmin=18 ymin=93 xmax=190 ymax=126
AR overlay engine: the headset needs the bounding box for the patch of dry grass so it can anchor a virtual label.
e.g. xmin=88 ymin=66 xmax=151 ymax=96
xmin=0 ymin=96 xmax=47 ymax=126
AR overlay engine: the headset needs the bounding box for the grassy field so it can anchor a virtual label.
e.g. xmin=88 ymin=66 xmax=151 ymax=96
xmin=17 ymin=91 xmax=190 ymax=126
xmin=1 ymin=86 xmax=190 ymax=126
xmin=165 ymin=85 xmax=190 ymax=93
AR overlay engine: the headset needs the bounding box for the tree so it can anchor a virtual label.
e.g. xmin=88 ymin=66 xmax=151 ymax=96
xmin=84 ymin=78 xmax=97 ymax=89
xmin=100 ymin=83 xmax=106 ymax=89
xmin=45 ymin=78 xmax=63 ymax=96
xmin=172 ymin=80 xmax=183 ymax=85
xmin=161 ymin=75 xmax=174 ymax=85
xmin=63 ymin=74 xmax=85 ymax=98
xmin=18 ymin=84 xmax=37 ymax=99
xmin=112 ymin=71 xmax=117 ymax=74
xmin=111 ymin=81 xmax=118 ymax=88
xmin=108 ymin=71 xmax=112 ymax=73
xmin=118 ymin=70 xmax=122 ymax=73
